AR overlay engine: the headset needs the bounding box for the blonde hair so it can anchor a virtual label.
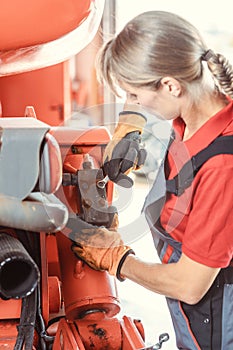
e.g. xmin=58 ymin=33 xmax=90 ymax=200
xmin=96 ymin=11 xmax=233 ymax=99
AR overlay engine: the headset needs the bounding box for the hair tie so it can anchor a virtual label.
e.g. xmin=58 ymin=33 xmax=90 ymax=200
xmin=201 ymin=49 xmax=214 ymax=61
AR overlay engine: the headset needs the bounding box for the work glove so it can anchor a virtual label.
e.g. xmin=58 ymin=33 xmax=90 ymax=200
xmin=103 ymin=109 xmax=147 ymax=187
xmin=66 ymin=215 xmax=134 ymax=281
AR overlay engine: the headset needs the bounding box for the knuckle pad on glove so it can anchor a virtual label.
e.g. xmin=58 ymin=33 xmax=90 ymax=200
xmin=112 ymin=138 xmax=130 ymax=158
xmin=102 ymin=112 xmax=147 ymax=183
xmin=137 ymin=148 xmax=147 ymax=167
xmin=106 ymin=158 xmax=122 ymax=180
xmin=121 ymin=147 xmax=138 ymax=173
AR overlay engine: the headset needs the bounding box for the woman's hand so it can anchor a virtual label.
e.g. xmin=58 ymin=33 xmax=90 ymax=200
xmin=103 ymin=103 xmax=147 ymax=187
xmin=66 ymin=215 xmax=134 ymax=281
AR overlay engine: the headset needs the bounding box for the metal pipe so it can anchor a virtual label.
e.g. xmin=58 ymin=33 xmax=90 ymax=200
xmin=0 ymin=233 xmax=40 ymax=299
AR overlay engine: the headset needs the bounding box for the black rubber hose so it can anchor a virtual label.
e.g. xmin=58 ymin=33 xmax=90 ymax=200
xmin=0 ymin=233 xmax=40 ymax=299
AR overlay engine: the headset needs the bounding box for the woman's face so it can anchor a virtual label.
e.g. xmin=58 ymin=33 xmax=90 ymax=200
xmin=121 ymin=80 xmax=181 ymax=121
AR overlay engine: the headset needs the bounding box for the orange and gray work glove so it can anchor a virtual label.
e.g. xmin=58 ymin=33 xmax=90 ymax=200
xmin=67 ymin=216 xmax=134 ymax=281
xmin=103 ymin=110 xmax=147 ymax=187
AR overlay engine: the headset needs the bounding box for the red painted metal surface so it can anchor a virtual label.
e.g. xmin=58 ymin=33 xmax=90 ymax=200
xmin=0 ymin=0 xmax=149 ymax=347
xmin=0 ymin=0 xmax=92 ymax=50
xmin=0 ymin=320 xmax=19 ymax=349
xmin=0 ymin=124 xmax=146 ymax=350
xmin=0 ymin=62 xmax=72 ymax=125
xmin=0 ymin=0 xmax=105 ymax=75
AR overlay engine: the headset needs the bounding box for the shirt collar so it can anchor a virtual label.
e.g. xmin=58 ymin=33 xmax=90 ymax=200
xmin=172 ymin=98 xmax=233 ymax=156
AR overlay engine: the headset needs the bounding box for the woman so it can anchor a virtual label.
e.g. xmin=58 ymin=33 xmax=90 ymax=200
xmin=70 ymin=11 xmax=233 ymax=349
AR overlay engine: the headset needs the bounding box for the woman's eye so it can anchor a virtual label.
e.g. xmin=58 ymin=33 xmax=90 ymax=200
xmin=129 ymin=93 xmax=138 ymax=100
xmin=126 ymin=92 xmax=138 ymax=103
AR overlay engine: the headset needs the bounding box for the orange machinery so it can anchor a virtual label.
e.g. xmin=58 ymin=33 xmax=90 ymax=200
xmin=0 ymin=1 xmax=169 ymax=349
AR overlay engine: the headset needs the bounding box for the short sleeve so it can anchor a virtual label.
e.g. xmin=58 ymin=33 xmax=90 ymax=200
xmin=182 ymin=157 xmax=233 ymax=267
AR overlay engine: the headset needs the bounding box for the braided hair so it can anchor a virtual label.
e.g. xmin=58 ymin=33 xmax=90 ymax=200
xmin=202 ymin=49 xmax=233 ymax=98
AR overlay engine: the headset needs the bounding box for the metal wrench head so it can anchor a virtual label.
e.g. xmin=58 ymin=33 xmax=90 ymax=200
xmin=96 ymin=175 xmax=109 ymax=189
xmin=139 ymin=333 xmax=169 ymax=350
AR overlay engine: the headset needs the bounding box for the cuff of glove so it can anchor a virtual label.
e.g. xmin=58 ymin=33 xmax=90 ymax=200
xmin=109 ymin=111 xmax=147 ymax=142
xmin=116 ymin=248 xmax=135 ymax=282
xmin=117 ymin=111 xmax=147 ymax=135
xmin=118 ymin=111 xmax=147 ymax=134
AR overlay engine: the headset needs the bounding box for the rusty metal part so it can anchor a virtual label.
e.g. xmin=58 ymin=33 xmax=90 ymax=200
xmin=62 ymin=154 xmax=115 ymax=227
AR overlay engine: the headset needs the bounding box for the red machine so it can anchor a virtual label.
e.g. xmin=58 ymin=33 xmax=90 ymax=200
xmin=0 ymin=1 xmax=169 ymax=349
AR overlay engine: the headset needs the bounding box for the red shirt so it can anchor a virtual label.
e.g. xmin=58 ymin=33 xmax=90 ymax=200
xmin=160 ymin=99 xmax=233 ymax=268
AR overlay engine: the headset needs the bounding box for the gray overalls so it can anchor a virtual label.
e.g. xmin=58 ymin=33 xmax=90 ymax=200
xmin=142 ymin=135 xmax=233 ymax=350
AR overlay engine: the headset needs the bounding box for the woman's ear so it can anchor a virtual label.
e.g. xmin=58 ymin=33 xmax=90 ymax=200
xmin=160 ymin=76 xmax=182 ymax=97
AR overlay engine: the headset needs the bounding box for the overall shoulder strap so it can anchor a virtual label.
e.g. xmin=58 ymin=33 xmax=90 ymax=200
xmin=166 ymin=135 xmax=233 ymax=196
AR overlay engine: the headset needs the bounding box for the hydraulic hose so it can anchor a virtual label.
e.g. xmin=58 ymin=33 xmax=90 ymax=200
xmin=0 ymin=233 xmax=40 ymax=299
